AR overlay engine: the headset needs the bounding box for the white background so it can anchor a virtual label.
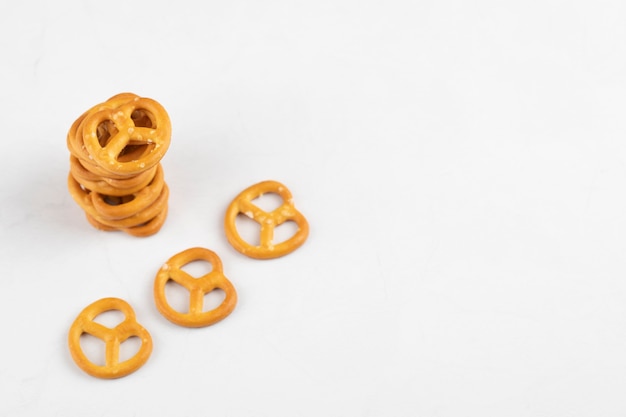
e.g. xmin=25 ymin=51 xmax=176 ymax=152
xmin=1 ymin=0 xmax=626 ymax=415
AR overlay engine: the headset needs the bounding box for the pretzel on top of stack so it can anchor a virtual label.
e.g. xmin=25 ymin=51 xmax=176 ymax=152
xmin=67 ymin=93 xmax=171 ymax=237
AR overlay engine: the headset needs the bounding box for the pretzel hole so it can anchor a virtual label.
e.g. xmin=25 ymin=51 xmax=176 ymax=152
xmin=118 ymin=144 xmax=150 ymax=162
xmin=93 ymin=310 xmax=125 ymax=328
xmin=203 ymin=289 xmax=226 ymax=312
xmin=273 ymin=220 xmax=299 ymax=244
xmin=164 ymin=281 xmax=190 ymax=313
xmin=119 ymin=336 xmax=142 ymax=363
xmin=97 ymin=120 xmax=118 ymax=147
xmin=181 ymin=260 xmax=213 ymax=277
xmin=235 ymin=214 xmax=261 ymax=245
xmin=79 ymin=333 xmax=106 ymax=366
xmin=131 ymin=109 xmax=156 ymax=128
xmin=103 ymin=194 xmax=135 ymax=206
xmin=251 ymin=193 xmax=283 ymax=212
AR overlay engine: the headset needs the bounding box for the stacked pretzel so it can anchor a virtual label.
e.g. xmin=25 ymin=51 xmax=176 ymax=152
xmin=67 ymin=93 xmax=171 ymax=237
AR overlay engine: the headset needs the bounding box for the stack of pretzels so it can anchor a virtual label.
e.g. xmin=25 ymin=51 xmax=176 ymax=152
xmin=67 ymin=93 xmax=172 ymax=237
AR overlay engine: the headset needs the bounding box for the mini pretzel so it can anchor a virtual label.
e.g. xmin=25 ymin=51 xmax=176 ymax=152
xmin=68 ymin=298 xmax=152 ymax=379
xmin=85 ymin=204 xmax=168 ymax=237
xmin=68 ymin=173 xmax=169 ymax=230
xmin=80 ymin=96 xmax=171 ymax=176
xmin=154 ymin=247 xmax=237 ymax=328
xmin=89 ymin=164 xmax=165 ymax=220
xmin=67 ymin=93 xmax=145 ymax=179
xmin=69 ymin=155 xmax=158 ymax=196
xmin=122 ymin=204 xmax=169 ymax=237
xmin=224 ymin=180 xmax=309 ymax=259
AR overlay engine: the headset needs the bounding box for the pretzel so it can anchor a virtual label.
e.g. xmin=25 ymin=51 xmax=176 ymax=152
xmin=69 ymin=155 xmax=158 ymax=196
xmin=68 ymin=298 xmax=152 ymax=379
xmin=122 ymin=205 xmax=169 ymax=237
xmin=85 ymin=204 xmax=168 ymax=237
xmin=78 ymin=95 xmax=171 ymax=176
xmin=154 ymin=247 xmax=237 ymax=327
xmin=89 ymin=164 xmax=165 ymax=220
xmin=67 ymin=93 xmax=146 ymax=179
xmin=68 ymin=173 xmax=169 ymax=228
xmin=224 ymin=180 xmax=309 ymax=259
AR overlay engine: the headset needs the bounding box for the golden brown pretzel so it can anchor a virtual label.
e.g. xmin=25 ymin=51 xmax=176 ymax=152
xmin=154 ymin=247 xmax=237 ymax=327
xmin=122 ymin=204 xmax=169 ymax=237
xmin=68 ymin=297 xmax=152 ymax=379
xmin=67 ymin=93 xmax=143 ymax=179
xmin=80 ymin=96 xmax=171 ymax=176
xmin=89 ymin=164 xmax=165 ymax=220
xmin=224 ymin=180 xmax=309 ymax=259
xmin=69 ymin=155 xmax=158 ymax=196
xmin=84 ymin=203 xmax=168 ymax=237
xmin=67 ymin=173 xmax=169 ymax=234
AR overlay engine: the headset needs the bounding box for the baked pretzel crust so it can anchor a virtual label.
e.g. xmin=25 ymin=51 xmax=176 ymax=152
xmin=68 ymin=298 xmax=153 ymax=379
xmin=154 ymin=247 xmax=238 ymax=328
xmin=224 ymin=180 xmax=309 ymax=259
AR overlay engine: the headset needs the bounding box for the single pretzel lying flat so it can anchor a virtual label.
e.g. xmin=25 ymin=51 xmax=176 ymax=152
xmin=224 ymin=180 xmax=309 ymax=259
xmin=80 ymin=96 xmax=171 ymax=176
xmin=67 ymin=93 xmax=143 ymax=179
xmin=154 ymin=247 xmax=237 ymax=328
xmin=68 ymin=298 xmax=153 ymax=379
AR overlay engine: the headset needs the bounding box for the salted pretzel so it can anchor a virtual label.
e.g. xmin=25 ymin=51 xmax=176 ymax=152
xmin=89 ymin=164 xmax=165 ymax=220
xmin=85 ymin=204 xmax=168 ymax=237
xmin=154 ymin=247 xmax=237 ymax=328
xmin=67 ymin=93 xmax=146 ymax=179
xmin=224 ymin=180 xmax=309 ymax=259
xmin=68 ymin=173 xmax=169 ymax=231
xmin=69 ymin=155 xmax=158 ymax=196
xmin=68 ymin=298 xmax=153 ymax=379
xmin=78 ymin=95 xmax=171 ymax=176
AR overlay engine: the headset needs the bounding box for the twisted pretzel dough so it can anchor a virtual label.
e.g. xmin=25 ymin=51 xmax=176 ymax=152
xmin=154 ymin=247 xmax=237 ymax=328
xmin=224 ymin=180 xmax=309 ymax=259
xmin=81 ymin=97 xmax=171 ymax=176
xmin=66 ymin=93 xmax=171 ymax=236
xmin=68 ymin=298 xmax=153 ymax=379
xmin=67 ymin=93 xmax=146 ymax=179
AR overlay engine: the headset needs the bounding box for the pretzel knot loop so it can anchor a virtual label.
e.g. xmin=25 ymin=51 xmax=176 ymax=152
xmin=154 ymin=247 xmax=238 ymax=328
xmin=224 ymin=180 xmax=309 ymax=259
xmin=68 ymin=298 xmax=153 ymax=379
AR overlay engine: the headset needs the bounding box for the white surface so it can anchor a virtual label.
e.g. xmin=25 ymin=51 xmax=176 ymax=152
xmin=1 ymin=0 xmax=626 ymax=415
